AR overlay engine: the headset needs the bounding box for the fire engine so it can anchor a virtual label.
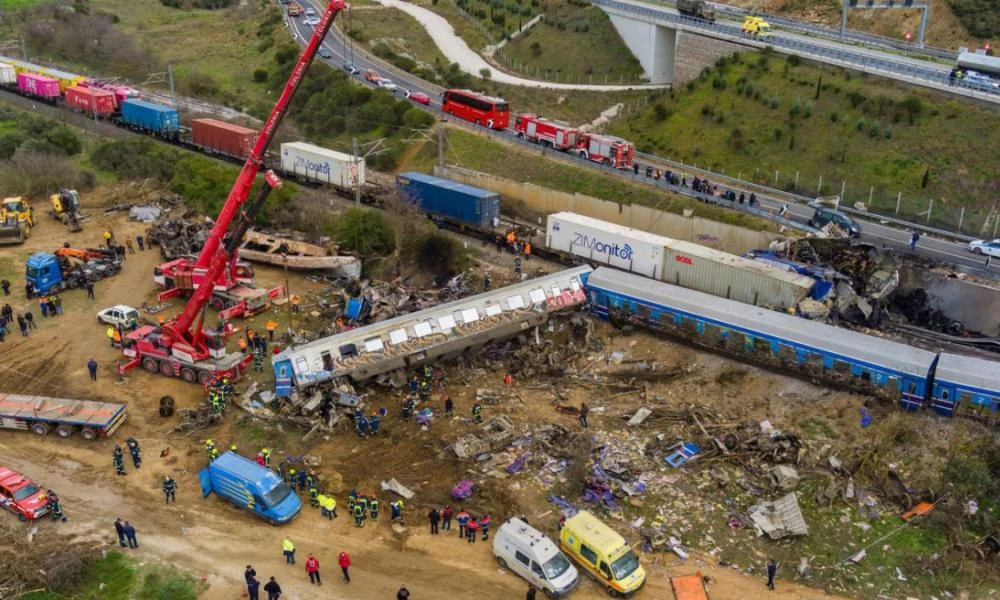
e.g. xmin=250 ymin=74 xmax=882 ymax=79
xmin=119 ymin=0 xmax=348 ymax=385
xmin=513 ymin=113 xmax=579 ymax=151
xmin=575 ymin=132 xmax=634 ymax=169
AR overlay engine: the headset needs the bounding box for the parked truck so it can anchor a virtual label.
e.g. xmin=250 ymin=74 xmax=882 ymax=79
xmin=676 ymin=0 xmax=715 ymax=22
xmin=576 ymin=132 xmax=634 ymax=169
xmin=26 ymin=246 xmax=120 ymax=295
xmin=199 ymin=452 xmax=301 ymax=524
xmin=0 ymin=392 xmax=127 ymax=440
xmin=396 ymin=171 xmax=500 ymax=229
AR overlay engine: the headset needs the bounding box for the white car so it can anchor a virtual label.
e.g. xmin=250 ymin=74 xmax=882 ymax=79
xmin=305 ymin=17 xmax=320 ymax=26
xmin=376 ymin=78 xmax=398 ymax=91
xmin=305 ymin=7 xmax=315 ymax=15
xmin=968 ymin=238 xmax=1000 ymax=257
xmin=97 ymin=305 xmax=140 ymax=330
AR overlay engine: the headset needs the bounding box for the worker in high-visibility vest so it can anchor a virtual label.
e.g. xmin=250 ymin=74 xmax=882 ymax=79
xmin=266 ymin=319 xmax=278 ymax=342
xmin=290 ymin=295 xmax=301 ymax=314
xmin=237 ymin=336 xmax=247 ymax=354
xmin=106 ymin=326 xmax=116 ymax=347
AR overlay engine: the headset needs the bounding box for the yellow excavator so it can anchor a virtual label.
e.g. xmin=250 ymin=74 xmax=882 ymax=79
xmin=0 ymin=196 xmax=33 ymax=245
xmin=49 ymin=188 xmax=85 ymax=232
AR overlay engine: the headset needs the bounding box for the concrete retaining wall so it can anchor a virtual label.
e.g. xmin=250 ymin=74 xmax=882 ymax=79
xmin=673 ymin=31 xmax=746 ymax=83
xmin=899 ymin=268 xmax=1000 ymax=336
xmin=434 ymin=165 xmax=778 ymax=254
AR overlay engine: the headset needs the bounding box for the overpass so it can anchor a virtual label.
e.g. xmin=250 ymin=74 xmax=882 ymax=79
xmin=595 ymin=0 xmax=1000 ymax=104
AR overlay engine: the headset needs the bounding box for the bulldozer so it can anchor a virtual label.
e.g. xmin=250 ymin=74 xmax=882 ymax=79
xmin=49 ymin=188 xmax=86 ymax=232
xmin=0 ymin=196 xmax=34 ymax=245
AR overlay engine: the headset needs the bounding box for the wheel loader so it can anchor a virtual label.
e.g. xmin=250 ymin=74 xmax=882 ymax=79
xmin=0 ymin=196 xmax=34 ymax=245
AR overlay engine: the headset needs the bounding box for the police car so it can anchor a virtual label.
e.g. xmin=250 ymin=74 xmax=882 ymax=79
xmin=0 ymin=466 xmax=50 ymax=521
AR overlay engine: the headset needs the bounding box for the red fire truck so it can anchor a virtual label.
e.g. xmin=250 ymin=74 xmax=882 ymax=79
xmin=575 ymin=132 xmax=634 ymax=169
xmin=513 ymin=113 xmax=579 ymax=151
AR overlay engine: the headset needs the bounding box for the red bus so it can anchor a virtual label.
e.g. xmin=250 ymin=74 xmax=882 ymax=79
xmin=441 ymin=89 xmax=510 ymax=130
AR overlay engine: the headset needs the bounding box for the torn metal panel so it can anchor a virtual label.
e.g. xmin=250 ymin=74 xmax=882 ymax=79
xmin=749 ymin=492 xmax=809 ymax=539
xmin=380 ymin=478 xmax=415 ymax=499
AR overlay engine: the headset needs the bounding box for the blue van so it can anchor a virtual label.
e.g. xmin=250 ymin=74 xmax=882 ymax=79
xmin=199 ymin=452 xmax=301 ymax=524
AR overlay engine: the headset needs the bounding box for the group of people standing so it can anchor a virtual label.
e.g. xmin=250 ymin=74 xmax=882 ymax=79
xmin=0 ymin=302 xmax=35 ymax=341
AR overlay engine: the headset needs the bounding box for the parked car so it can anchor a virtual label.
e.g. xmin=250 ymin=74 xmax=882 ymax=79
xmin=319 ymin=47 xmax=332 ymax=59
xmin=808 ymin=207 xmax=862 ymax=238
xmin=405 ymin=90 xmax=431 ymax=105
xmin=968 ymin=238 xmax=1000 ymax=257
xmin=0 ymin=466 xmax=49 ymax=522
xmin=97 ymin=304 xmax=140 ymax=330
xmin=343 ymin=63 xmax=360 ymax=75
xmin=376 ymin=78 xmax=398 ymax=91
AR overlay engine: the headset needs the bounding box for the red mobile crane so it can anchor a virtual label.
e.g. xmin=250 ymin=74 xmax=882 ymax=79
xmin=118 ymin=0 xmax=348 ymax=384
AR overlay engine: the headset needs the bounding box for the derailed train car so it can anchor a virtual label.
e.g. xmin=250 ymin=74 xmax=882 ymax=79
xmin=584 ymin=267 xmax=999 ymax=421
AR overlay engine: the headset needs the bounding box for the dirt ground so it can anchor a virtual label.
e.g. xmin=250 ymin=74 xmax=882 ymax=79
xmin=1 ymin=204 xmax=860 ymax=599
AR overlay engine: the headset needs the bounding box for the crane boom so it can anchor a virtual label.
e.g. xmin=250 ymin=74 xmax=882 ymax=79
xmin=171 ymin=0 xmax=346 ymax=339
xmin=194 ymin=0 xmax=346 ymax=271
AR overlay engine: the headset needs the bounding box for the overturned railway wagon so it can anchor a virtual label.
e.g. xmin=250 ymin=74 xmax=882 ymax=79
xmin=585 ymin=267 xmax=999 ymax=420
xmin=273 ymin=266 xmax=592 ymax=395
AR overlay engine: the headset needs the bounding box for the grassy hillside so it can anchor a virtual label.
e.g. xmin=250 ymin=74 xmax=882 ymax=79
xmin=407 ymin=126 xmax=780 ymax=232
xmin=499 ymin=2 xmax=646 ymax=84
xmin=608 ymin=51 xmax=1000 ymax=235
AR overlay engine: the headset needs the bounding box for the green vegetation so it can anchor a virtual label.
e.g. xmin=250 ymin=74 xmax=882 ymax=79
xmin=415 ymin=231 xmax=471 ymax=277
xmin=945 ymin=0 xmax=1000 ymax=39
xmin=161 ymin=0 xmax=235 ymax=8
xmin=0 ymin=106 xmax=95 ymax=196
xmin=453 ymin=0 xmax=542 ymax=40
xmin=610 ymin=51 xmax=1000 ymax=234
xmin=0 ymin=0 xmax=45 ymax=10
xmin=409 ymin=126 xmax=779 ymax=232
xmin=22 ymin=552 xmax=201 ymax=600
xmin=500 ymin=3 xmax=645 ymax=84
xmin=336 ymin=207 xmax=397 ymax=256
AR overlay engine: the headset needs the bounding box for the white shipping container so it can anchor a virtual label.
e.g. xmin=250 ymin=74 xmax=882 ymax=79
xmin=280 ymin=141 xmax=366 ymax=188
xmin=662 ymin=241 xmax=814 ymax=309
xmin=0 ymin=63 xmax=15 ymax=86
xmin=546 ymin=212 xmax=665 ymax=278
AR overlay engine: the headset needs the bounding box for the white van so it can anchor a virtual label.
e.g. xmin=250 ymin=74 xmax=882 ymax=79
xmin=493 ymin=517 xmax=579 ymax=597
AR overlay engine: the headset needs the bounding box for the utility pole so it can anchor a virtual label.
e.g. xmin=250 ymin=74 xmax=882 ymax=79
xmin=282 ymin=253 xmax=294 ymax=344
xmin=352 ymin=137 xmax=361 ymax=208
xmin=20 ymin=37 xmax=26 ymax=60
xmin=167 ymin=64 xmax=176 ymax=107
xmin=437 ymin=123 xmax=445 ymax=172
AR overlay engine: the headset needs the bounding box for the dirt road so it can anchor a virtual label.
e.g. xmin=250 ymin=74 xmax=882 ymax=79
xmin=0 ymin=208 xmax=847 ymax=599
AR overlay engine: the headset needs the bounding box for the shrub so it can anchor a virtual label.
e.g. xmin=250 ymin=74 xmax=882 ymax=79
xmin=787 ymin=54 xmax=802 ymax=67
xmin=652 ymin=102 xmax=671 ymax=121
xmin=252 ymin=69 xmax=268 ymax=83
xmin=773 ymin=128 xmax=783 ymax=141
xmin=769 ymin=96 xmax=780 ymax=109
xmin=856 ymin=118 xmax=866 ymax=132
xmin=712 ymin=75 xmax=726 ymax=90
xmin=847 ymin=91 xmax=867 ymax=109
xmin=869 ymin=122 xmax=880 ymax=138
xmin=884 ymin=126 xmax=893 ymax=139
xmin=804 ymin=102 xmax=812 ymax=118
xmin=744 ymin=83 xmax=755 ymax=97
xmin=790 ymin=97 xmax=802 ymax=117
xmin=336 ymin=208 xmax=396 ymax=256
xmin=830 ymin=111 xmax=839 ymax=123
xmin=413 ymin=231 xmax=468 ymax=278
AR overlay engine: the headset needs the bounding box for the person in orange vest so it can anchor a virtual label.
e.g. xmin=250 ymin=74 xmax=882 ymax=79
xmin=290 ymin=294 xmax=301 ymax=314
xmin=265 ymin=319 xmax=278 ymax=342
xmin=157 ymin=315 xmax=166 ymax=326
xmin=523 ymin=241 xmax=531 ymax=261
xmin=237 ymin=336 xmax=248 ymax=354
xmin=503 ymin=373 xmax=513 ymax=386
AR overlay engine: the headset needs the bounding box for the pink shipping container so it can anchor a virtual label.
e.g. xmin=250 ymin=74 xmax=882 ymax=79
xmin=17 ymin=72 xmax=60 ymax=99
xmin=65 ymin=86 xmax=116 ymax=116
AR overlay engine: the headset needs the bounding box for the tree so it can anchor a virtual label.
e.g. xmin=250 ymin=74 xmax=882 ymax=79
xmin=336 ymin=208 xmax=396 ymax=256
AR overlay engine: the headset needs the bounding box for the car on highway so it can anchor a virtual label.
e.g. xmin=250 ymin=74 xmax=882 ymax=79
xmin=0 ymin=466 xmax=49 ymax=522
xmin=968 ymin=238 xmax=1000 ymax=257
xmin=363 ymin=69 xmax=381 ymax=83
xmin=376 ymin=78 xmax=398 ymax=91
xmin=343 ymin=64 xmax=360 ymax=75
xmin=304 ymin=7 xmax=315 ymax=15
xmin=808 ymin=207 xmax=862 ymax=238
xmin=318 ymin=47 xmax=332 ymax=59
xmin=404 ymin=90 xmax=431 ymax=105
xmin=305 ymin=17 xmax=320 ymax=26
xmin=97 ymin=304 xmax=140 ymax=330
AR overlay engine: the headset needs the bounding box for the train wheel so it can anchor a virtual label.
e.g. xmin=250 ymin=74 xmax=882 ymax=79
xmin=142 ymin=358 xmax=159 ymax=373
xmin=56 ymin=424 xmax=75 ymax=438
xmin=31 ymin=423 xmax=49 ymax=436
xmin=159 ymin=362 xmax=175 ymax=377
xmin=160 ymin=396 xmax=175 ymax=408
xmin=80 ymin=428 xmax=97 ymax=441
xmin=180 ymin=368 xmax=197 ymax=383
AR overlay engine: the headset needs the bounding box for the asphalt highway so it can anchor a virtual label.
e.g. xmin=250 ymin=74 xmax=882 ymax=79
xmin=286 ymin=4 xmax=998 ymax=278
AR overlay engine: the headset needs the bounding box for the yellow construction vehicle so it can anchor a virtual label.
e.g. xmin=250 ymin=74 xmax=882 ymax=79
xmin=49 ymin=188 xmax=85 ymax=232
xmin=742 ymin=16 xmax=772 ymax=39
xmin=0 ymin=196 xmax=34 ymax=245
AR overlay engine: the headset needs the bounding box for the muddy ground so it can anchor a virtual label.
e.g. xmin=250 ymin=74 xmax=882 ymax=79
xmin=0 ymin=199 xmax=982 ymax=599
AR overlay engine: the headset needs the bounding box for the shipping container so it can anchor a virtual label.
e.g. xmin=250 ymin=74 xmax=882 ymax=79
xmin=16 ymin=72 xmax=60 ymax=100
xmin=192 ymin=118 xmax=258 ymax=159
xmin=119 ymin=99 xmax=180 ymax=137
xmin=1 ymin=57 xmax=86 ymax=91
xmin=0 ymin=62 xmax=15 ymax=86
xmin=280 ymin=141 xmax=365 ymax=188
xmin=396 ymin=171 xmax=500 ymax=229
xmin=65 ymin=85 xmax=116 ymax=116
xmin=546 ymin=212 xmax=665 ymax=279
xmin=546 ymin=212 xmax=814 ymax=309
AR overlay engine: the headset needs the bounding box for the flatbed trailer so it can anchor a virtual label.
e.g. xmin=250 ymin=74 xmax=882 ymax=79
xmin=0 ymin=392 xmax=127 ymax=439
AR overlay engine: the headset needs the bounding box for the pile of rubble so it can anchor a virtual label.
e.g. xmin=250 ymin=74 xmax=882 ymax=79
xmin=146 ymin=218 xmax=213 ymax=260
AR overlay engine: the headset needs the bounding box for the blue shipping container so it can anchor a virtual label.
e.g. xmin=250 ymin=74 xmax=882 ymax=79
xmin=396 ymin=171 xmax=500 ymax=229
xmin=120 ymin=99 xmax=180 ymax=135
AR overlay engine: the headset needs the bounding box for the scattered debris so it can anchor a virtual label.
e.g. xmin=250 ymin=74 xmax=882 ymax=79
xmin=748 ymin=493 xmax=809 ymax=539
xmin=380 ymin=478 xmax=415 ymax=500
xmin=452 ymin=416 xmax=516 ymax=459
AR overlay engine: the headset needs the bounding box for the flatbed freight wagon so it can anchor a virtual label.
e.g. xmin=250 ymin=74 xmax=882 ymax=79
xmin=0 ymin=393 xmax=127 ymax=440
